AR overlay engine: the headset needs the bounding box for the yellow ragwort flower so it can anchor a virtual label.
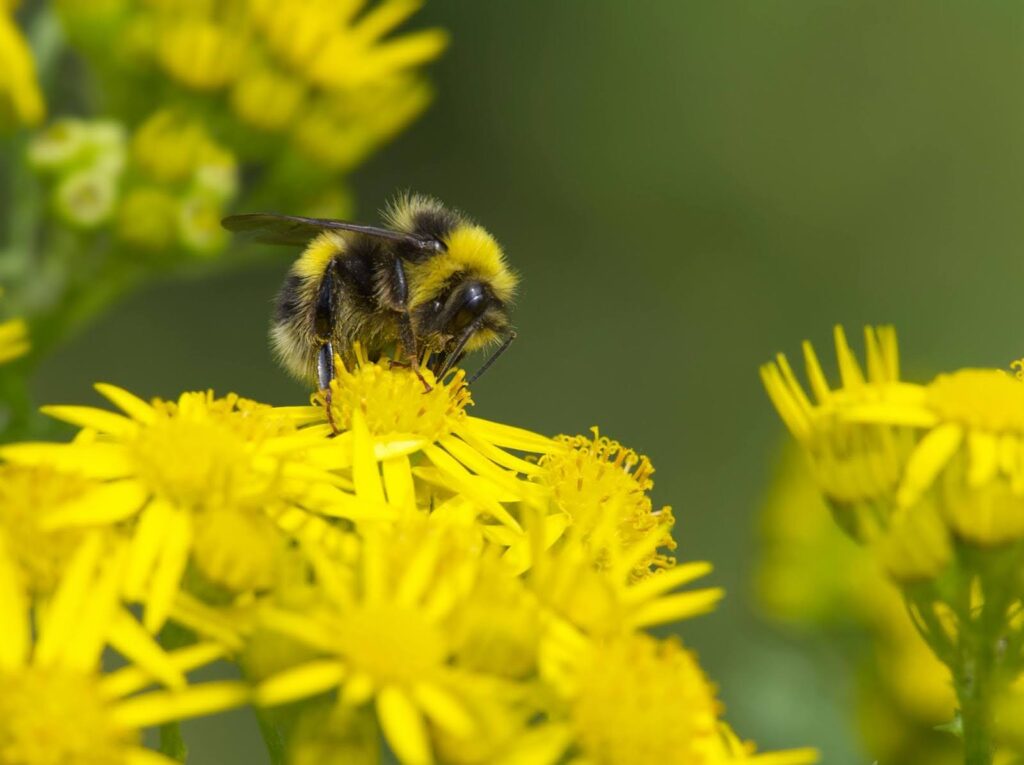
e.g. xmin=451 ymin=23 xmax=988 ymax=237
xmin=0 ymin=385 xmax=357 ymax=631
xmin=843 ymin=368 xmax=1024 ymax=545
xmin=0 ymin=3 xmax=44 ymax=127
xmin=760 ymin=326 xmax=912 ymax=535
xmin=0 ymin=532 xmax=248 ymax=765
xmin=295 ymin=349 xmax=555 ymax=532
xmin=256 ymin=521 xmax=499 ymax=765
xmin=533 ymin=428 xmax=676 ymax=580
xmin=538 ymin=627 xmax=818 ymax=765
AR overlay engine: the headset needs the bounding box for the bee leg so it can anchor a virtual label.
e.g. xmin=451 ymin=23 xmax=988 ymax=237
xmin=388 ymin=256 xmax=432 ymax=393
xmin=317 ymin=341 xmax=339 ymax=436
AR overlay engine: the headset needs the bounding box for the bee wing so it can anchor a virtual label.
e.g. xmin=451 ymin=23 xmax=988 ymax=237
xmin=221 ymin=213 xmax=445 ymax=253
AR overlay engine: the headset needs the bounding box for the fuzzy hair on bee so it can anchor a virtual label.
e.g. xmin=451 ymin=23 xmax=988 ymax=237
xmin=222 ymin=194 xmax=519 ymax=408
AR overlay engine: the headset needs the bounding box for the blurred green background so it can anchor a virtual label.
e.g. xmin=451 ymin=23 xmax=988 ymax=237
xmin=33 ymin=1 xmax=1024 ymax=762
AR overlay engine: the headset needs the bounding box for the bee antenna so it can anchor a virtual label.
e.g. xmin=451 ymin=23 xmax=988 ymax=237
xmin=467 ymin=329 xmax=517 ymax=385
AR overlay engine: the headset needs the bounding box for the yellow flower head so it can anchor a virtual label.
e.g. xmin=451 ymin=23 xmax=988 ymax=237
xmin=325 ymin=346 xmax=472 ymax=443
xmin=0 ymin=384 xmax=348 ymax=629
xmin=0 ymin=533 xmax=248 ymax=765
xmin=540 ymin=629 xmax=818 ymax=765
xmin=536 ymin=428 xmax=676 ymax=579
xmin=301 ymin=348 xmax=555 ymax=533
xmin=257 ymin=522 xmax=495 ymax=765
xmin=761 ymin=325 xmax=915 ymax=541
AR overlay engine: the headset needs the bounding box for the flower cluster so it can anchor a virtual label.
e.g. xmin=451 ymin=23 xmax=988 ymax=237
xmin=761 ymin=326 xmax=1024 ymax=762
xmin=756 ymin=446 xmax=959 ymax=764
xmin=55 ymin=0 xmax=445 ymax=213
xmin=0 ymin=352 xmax=817 ymax=764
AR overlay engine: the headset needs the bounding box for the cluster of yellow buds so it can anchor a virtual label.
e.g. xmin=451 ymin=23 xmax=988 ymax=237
xmin=0 ymin=349 xmax=817 ymax=764
xmin=761 ymin=326 xmax=1024 ymax=764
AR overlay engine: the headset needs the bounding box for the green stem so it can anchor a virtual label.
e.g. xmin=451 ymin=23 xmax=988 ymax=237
xmin=957 ymin=642 xmax=995 ymax=765
xmin=158 ymin=722 xmax=188 ymax=763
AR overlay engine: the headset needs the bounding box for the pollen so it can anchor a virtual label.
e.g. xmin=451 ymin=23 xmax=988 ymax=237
xmin=927 ymin=369 xmax=1024 ymax=433
xmin=570 ymin=634 xmax=720 ymax=765
xmin=325 ymin=347 xmax=472 ymax=441
xmin=537 ymin=429 xmax=676 ymax=578
xmin=0 ymin=465 xmax=93 ymax=596
xmin=0 ymin=666 xmax=132 ymax=765
xmin=337 ymin=603 xmax=448 ymax=684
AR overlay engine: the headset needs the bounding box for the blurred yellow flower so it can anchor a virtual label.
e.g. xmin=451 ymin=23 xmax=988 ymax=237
xmin=756 ymin=444 xmax=958 ymax=764
xmin=0 ymin=316 xmax=29 ymax=364
xmin=539 ymin=628 xmax=818 ymax=765
xmin=0 ymin=3 xmax=43 ymax=127
xmin=0 ymin=532 xmax=248 ymax=765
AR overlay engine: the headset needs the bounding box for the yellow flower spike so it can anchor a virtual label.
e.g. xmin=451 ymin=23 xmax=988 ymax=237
xmin=0 ymin=532 xmax=246 ymax=765
xmin=0 ymin=5 xmax=44 ymax=127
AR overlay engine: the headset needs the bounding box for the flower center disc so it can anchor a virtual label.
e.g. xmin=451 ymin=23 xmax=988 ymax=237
xmin=338 ymin=604 xmax=447 ymax=685
xmin=928 ymin=369 xmax=1024 ymax=433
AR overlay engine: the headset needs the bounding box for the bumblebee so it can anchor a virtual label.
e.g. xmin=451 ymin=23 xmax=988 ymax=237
xmin=222 ymin=194 xmax=518 ymax=399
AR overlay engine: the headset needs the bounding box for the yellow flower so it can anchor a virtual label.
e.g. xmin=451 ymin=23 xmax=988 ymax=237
xmin=534 ymin=429 xmax=676 ymax=580
xmin=756 ymin=442 xmax=957 ymax=762
xmin=299 ymin=349 xmax=556 ymax=532
xmin=250 ymin=0 xmax=447 ymax=91
xmin=0 ymin=316 xmax=28 ymax=364
xmin=524 ymin=510 xmax=722 ymax=636
xmin=0 ymin=532 xmax=248 ymax=765
xmin=760 ymin=325 xmax=914 ymax=541
xmin=256 ymin=522 xmax=498 ymax=765
xmin=843 ymin=368 xmax=1024 ymax=545
xmin=0 ymin=4 xmax=44 ymax=127
xmin=0 ymin=385 xmax=354 ymax=630
xmin=538 ymin=628 xmax=818 ymax=765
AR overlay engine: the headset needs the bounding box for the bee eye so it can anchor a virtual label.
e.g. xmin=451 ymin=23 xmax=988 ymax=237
xmin=430 ymin=298 xmax=444 ymax=314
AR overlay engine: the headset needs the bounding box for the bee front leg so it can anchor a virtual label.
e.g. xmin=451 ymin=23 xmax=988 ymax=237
xmin=317 ymin=341 xmax=339 ymax=436
xmin=389 ymin=256 xmax=432 ymax=393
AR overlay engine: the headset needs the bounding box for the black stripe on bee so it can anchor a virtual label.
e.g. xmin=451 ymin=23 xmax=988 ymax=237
xmin=274 ymin=274 xmax=304 ymax=323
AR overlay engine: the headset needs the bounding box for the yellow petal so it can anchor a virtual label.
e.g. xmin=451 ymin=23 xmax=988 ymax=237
xmin=351 ymin=407 xmax=386 ymax=503
xmin=412 ymin=682 xmax=474 ymax=737
xmin=377 ymin=685 xmax=433 ymax=765
xmin=382 ymin=453 xmax=415 ymax=510
xmin=62 ymin=543 xmax=128 ymax=671
xmin=108 ymin=609 xmax=186 ymax=690
xmin=395 ymin=531 xmax=441 ymax=607
xmin=423 ymin=444 xmax=521 ymax=531
xmin=628 ymin=588 xmax=725 ymax=629
xmin=452 ymin=424 xmax=543 ymax=475
xmin=101 ymin=641 xmax=227 ymax=700
xmin=125 ymin=500 xmax=173 ymax=599
xmin=0 ymin=537 xmax=28 ymax=669
xmin=968 ymin=431 xmax=999 ymax=487
xmin=494 ymin=721 xmax=572 ymax=765
xmin=42 ymin=479 xmax=148 ymax=529
xmin=461 ymin=417 xmax=555 ymax=453
xmin=256 ymin=659 xmax=346 ymax=706
xmin=112 ymin=681 xmax=250 ymax=729
xmin=40 ymin=404 xmax=137 ymax=437
xmin=620 ymin=561 xmax=713 ymax=604
xmin=35 ymin=533 xmax=104 ymax=667
xmin=95 ymin=383 xmax=156 ymax=424
xmin=0 ymin=442 xmax=134 ymax=478
xmin=897 ymin=423 xmax=964 ymax=507
xmin=143 ymin=509 xmax=193 ymax=632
